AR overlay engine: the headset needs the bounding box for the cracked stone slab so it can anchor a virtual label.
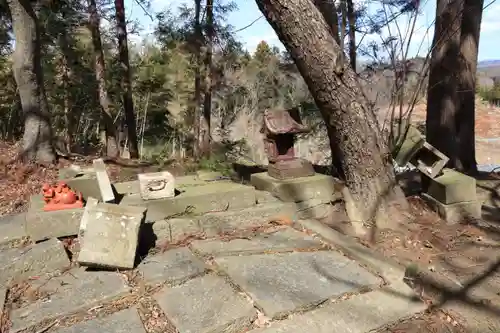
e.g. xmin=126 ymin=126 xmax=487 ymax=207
xmin=0 ymin=213 xmax=27 ymax=247
xmin=191 ymin=228 xmax=324 ymax=256
xmin=53 ymin=308 xmax=146 ymax=333
xmin=249 ymin=281 xmax=425 ymax=333
xmin=10 ymin=268 xmax=130 ymax=332
xmin=0 ymin=238 xmax=69 ymax=285
xmin=154 ymin=274 xmax=256 ymax=333
xmin=215 ymin=251 xmax=381 ymax=319
xmin=138 ymin=247 xmax=206 ymax=284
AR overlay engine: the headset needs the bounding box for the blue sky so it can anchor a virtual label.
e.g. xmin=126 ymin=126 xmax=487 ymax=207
xmin=124 ymin=0 xmax=500 ymax=61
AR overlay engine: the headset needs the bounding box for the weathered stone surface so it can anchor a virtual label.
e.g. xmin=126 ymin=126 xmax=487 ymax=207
xmin=0 ymin=286 xmax=6 ymax=314
xmin=138 ymin=247 xmax=206 ymax=284
xmin=138 ymin=171 xmax=175 ymax=200
xmin=53 ymin=308 xmax=146 ymax=333
xmin=215 ymin=251 xmax=381 ymax=318
xmin=64 ymin=176 xmax=102 ymax=201
xmin=249 ymin=282 xmax=425 ymax=333
xmin=256 ymin=190 xmax=280 ymax=204
xmin=120 ymin=182 xmax=256 ymax=222
xmin=426 ymin=168 xmax=477 ymax=204
xmin=78 ymin=203 xmax=146 ymax=269
xmin=191 ymin=228 xmax=323 ymax=256
xmin=93 ymin=158 xmax=115 ymax=203
xmin=10 ymin=268 xmax=130 ymax=332
xmin=78 ymin=197 xmax=98 ymax=238
xmin=58 ymin=165 xmax=95 ymax=180
xmin=250 ymin=172 xmax=342 ymax=203
xmin=151 ymin=218 xmax=202 ymax=244
xmin=410 ymin=141 xmax=449 ymax=179
xmin=294 ymin=199 xmax=332 ymax=219
xmin=422 ymin=193 xmax=481 ymax=224
xmin=114 ymin=180 xmax=140 ymax=195
xmin=26 ymin=195 xmax=84 ymax=241
xmin=393 ymin=124 xmax=425 ymax=166
xmin=154 ymin=274 xmax=256 ymax=333
xmin=0 ymin=238 xmax=69 ymax=285
xmin=196 ymin=170 xmax=224 ymax=181
xmin=0 ymin=213 xmax=26 ymax=246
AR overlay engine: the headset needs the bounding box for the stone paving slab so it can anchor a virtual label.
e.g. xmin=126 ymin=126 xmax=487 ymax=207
xmin=249 ymin=281 xmax=425 ymax=333
xmin=10 ymin=268 xmax=130 ymax=332
xmin=0 ymin=238 xmax=69 ymax=285
xmin=53 ymin=308 xmax=146 ymax=333
xmin=151 ymin=203 xmax=298 ymax=244
xmin=0 ymin=213 xmax=26 ymax=246
xmin=154 ymin=274 xmax=257 ymax=333
xmin=119 ymin=182 xmax=256 ymax=222
xmin=215 ymin=251 xmax=381 ymax=319
xmin=191 ymin=228 xmax=324 ymax=256
xmin=138 ymin=247 xmax=206 ymax=284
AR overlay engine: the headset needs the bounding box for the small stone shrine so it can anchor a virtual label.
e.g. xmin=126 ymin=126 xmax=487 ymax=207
xmin=261 ymin=107 xmax=315 ymax=180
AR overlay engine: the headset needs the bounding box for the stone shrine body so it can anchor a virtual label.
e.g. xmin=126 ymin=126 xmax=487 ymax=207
xmin=261 ymin=107 xmax=315 ymax=180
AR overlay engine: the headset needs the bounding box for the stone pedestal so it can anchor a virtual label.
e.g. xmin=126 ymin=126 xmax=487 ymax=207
xmin=267 ymin=158 xmax=315 ymax=180
xmin=138 ymin=171 xmax=175 ymax=200
xmin=421 ymin=193 xmax=481 ymax=224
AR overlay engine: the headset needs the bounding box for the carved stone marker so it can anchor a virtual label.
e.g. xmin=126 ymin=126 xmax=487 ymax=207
xmin=138 ymin=171 xmax=175 ymax=200
xmin=261 ymin=108 xmax=315 ymax=180
xmin=78 ymin=203 xmax=146 ymax=269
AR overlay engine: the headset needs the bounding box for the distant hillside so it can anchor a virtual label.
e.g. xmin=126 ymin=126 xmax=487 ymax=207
xmin=478 ymin=60 xmax=500 ymax=68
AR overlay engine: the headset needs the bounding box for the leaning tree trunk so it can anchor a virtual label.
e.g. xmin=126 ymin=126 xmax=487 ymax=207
xmin=255 ymin=0 xmax=408 ymax=229
xmin=87 ymin=0 xmax=119 ymax=157
xmin=456 ymin=0 xmax=483 ymax=175
xmin=312 ymin=0 xmax=340 ymax=44
xmin=114 ymin=0 xmax=139 ymax=158
xmin=192 ymin=0 xmax=203 ymax=158
xmin=7 ymin=0 xmax=56 ymax=163
xmin=201 ymin=0 xmax=214 ymax=156
xmin=425 ymin=0 xmax=463 ymax=169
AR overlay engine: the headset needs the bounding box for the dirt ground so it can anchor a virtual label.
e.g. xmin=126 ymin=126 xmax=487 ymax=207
xmin=2 ymin=141 xmax=500 ymax=332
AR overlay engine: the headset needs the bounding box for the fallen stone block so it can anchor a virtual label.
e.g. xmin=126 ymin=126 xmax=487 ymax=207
xmin=58 ymin=164 xmax=95 ymax=180
xmin=93 ymin=158 xmax=115 ymax=203
xmin=422 ymin=193 xmax=481 ymax=224
xmin=53 ymin=308 xmax=146 ymax=333
xmin=0 ymin=238 xmax=69 ymax=285
xmin=78 ymin=203 xmax=146 ymax=269
xmin=113 ymin=180 xmax=140 ymax=195
xmin=63 ymin=175 xmax=103 ymax=201
xmin=0 ymin=213 xmax=27 ymax=247
xmin=393 ymin=124 xmax=425 ymax=166
xmin=78 ymin=197 xmax=98 ymax=239
xmin=154 ymin=274 xmax=256 ymax=333
xmin=191 ymin=227 xmax=324 ymax=256
xmin=9 ymin=268 xmax=130 ymax=332
xmin=255 ymin=190 xmax=280 ymax=204
xmin=138 ymin=171 xmax=175 ymax=200
xmin=426 ymin=168 xmax=477 ymax=204
xmin=120 ymin=182 xmax=256 ymax=222
xmin=138 ymin=247 xmax=206 ymax=284
xmin=215 ymin=251 xmax=381 ymax=319
xmin=26 ymin=196 xmax=84 ymax=241
xmin=250 ymin=172 xmax=343 ymax=203
xmin=410 ymin=141 xmax=449 ymax=179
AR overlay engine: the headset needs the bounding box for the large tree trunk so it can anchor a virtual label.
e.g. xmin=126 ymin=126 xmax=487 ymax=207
xmin=193 ymin=0 xmax=202 ymax=158
xmin=87 ymin=0 xmax=119 ymax=157
xmin=114 ymin=0 xmax=139 ymax=158
xmin=425 ymin=0 xmax=463 ymax=168
xmin=201 ymin=0 xmax=214 ymax=156
xmin=255 ymin=0 xmax=408 ymax=229
xmin=456 ymin=0 xmax=483 ymax=174
xmin=7 ymin=0 xmax=56 ymax=163
xmin=312 ymin=0 xmax=340 ymax=44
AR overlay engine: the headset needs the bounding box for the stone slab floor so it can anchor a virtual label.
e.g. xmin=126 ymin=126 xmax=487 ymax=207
xmin=0 ymin=222 xmax=426 ymax=333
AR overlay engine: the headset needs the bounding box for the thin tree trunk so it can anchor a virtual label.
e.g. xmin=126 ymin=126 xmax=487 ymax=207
xmin=456 ymin=0 xmax=483 ymax=174
xmin=346 ymin=0 xmax=356 ymax=71
xmin=255 ymin=0 xmax=408 ymax=229
xmin=201 ymin=0 xmax=214 ymax=156
xmin=7 ymin=0 xmax=56 ymax=163
xmin=87 ymin=0 xmax=119 ymax=157
xmin=193 ymin=0 xmax=202 ymax=158
xmin=312 ymin=0 xmax=340 ymax=44
xmin=425 ymin=0 xmax=463 ymax=169
xmin=114 ymin=0 xmax=139 ymax=158
xmin=58 ymin=31 xmax=75 ymax=153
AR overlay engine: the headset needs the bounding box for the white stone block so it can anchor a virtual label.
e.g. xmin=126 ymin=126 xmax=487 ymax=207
xmin=138 ymin=171 xmax=175 ymax=200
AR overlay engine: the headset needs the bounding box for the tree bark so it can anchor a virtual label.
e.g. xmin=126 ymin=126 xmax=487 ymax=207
xmin=193 ymin=0 xmax=203 ymax=158
xmin=312 ymin=0 xmax=340 ymax=45
xmin=425 ymin=0 xmax=463 ymax=168
xmin=201 ymin=0 xmax=214 ymax=156
xmin=87 ymin=0 xmax=119 ymax=157
xmin=255 ymin=0 xmax=408 ymax=228
xmin=7 ymin=0 xmax=56 ymax=163
xmin=114 ymin=0 xmax=139 ymax=158
xmin=456 ymin=0 xmax=483 ymax=174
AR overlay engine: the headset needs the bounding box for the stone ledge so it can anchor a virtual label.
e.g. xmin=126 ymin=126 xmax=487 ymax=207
xmin=421 ymin=193 xmax=481 ymax=224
